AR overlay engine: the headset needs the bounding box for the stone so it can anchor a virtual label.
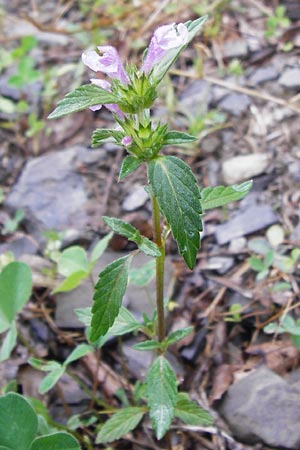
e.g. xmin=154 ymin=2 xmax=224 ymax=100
xmin=201 ymin=136 xmax=221 ymax=154
xmin=279 ymin=67 xmax=300 ymax=89
xmin=248 ymin=66 xmax=279 ymax=85
xmin=179 ymin=80 xmax=212 ymax=115
xmin=218 ymin=93 xmax=251 ymax=116
xmin=219 ymin=367 xmax=300 ymax=449
xmin=0 ymin=234 xmax=39 ymax=258
xmin=122 ymin=184 xmax=149 ymax=211
xmin=222 ymin=153 xmax=270 ymax=185
xmin=222 ymin=38 xmax=249 ymax=59
xmin=215 ymin=204 xmax=278 ymax=245
xmin=205 ymin=256 xmax=234 ymax=274
xmin=5 ymin=147 xmax=89 ymax=237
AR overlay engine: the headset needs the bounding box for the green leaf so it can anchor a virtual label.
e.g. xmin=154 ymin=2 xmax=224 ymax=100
xmin=48 ymin=84 xmax=118 ymax=119
xmin=0 ymin=262 xmax=32 ymax=333
xmin=103 ymin=216 xmax=160 ymax=257
xmin=90 ymin=232 xmax=113 ymax=264
xmin=108 ymin=306 xmax=141 ymax=336
xmin=248 ymin=237 xmax=272 ymax=255
xmin=91 ymin=255 xmax=133 ymax=341
xmin=167 ymin=326 xmax=194 ymax=346
xmin=0 ymin=393 xmax=37 ymax=450
xmin=201 ymin=181 xmax=253 ymax=211
xmin=52 ymin=270 xmax=88 ymax=294
xmin=39 ymin=367 xmax=65 ymax=394
xmin=96 ymin=407 xmax=144 ymax=444
xmin=119 ymin=156 xmax=142 ymax=181
xmin=133 ymin=340 xmax=161 ymax=351
xmin=148 ymin=156 xmax=202 ymax=269
xmin=64 ymin=344 xmax=93 ymax=366
xmin=163 ymin=131 xmax=197 ymax=145
xmin=31 ymin=432 xmax=81 ymax=450
xmin=248 ymin=256 xmax=265 ymax=272
xmin=175 ymin=393 xmax=213 ymax=426
xmin=129 ymin=259 xmax=155 ymax=286
xmin=28 ymin=358 xmax=62 ymax=372
xmin=57 ymin=246 xmax=89 ymax=277
xmin=92 ymin=128 xmax=124 ymax=147
xmin=0 ymin=322 xmax=17 ymax=362
xmin=146 ymin=355 xmax=177 ymax=439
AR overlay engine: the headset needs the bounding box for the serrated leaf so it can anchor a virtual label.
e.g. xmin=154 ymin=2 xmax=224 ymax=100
xmin=119 ymin=156 xmax=142 ymax=181
xmin=201 ymin=180 xmax=253 ymax=211
xmin=0 ymin=322 xmax=17 ymax=362
xmin=39 ymin=367 xmax=65 ymax=394
xmin=90 ymin=232 xmax=113 ymax=264
xmin=103 ymin=216 xmax=160 ymax=257
xmin=163 ymin=131 xmax=197 ymax=145
xmin=92 ymin=128 xmax=124 ymax=147
xmin=31 ymin=432 xmax=81 ymax=450
xmin=48 ymin=84 xmax=118 ymax=119
xmin=96 ymin=407 xmax=145 ymax=444
xmin=175 ymin=392 xmax=213 ymax=426
xmin=64 ymin=344 xmax=93 ymax=366
xmin=91 ymin=255 xmax=133 ymax=340
xmin=146 ymin=355 xmax=177 ymax=439
xmin=167 ymin=326 xmax=194 ymax=346
xmin=133 ymin=340 xmax=161 ymax=351
xmin=57 ymin=246 xmax=89 ymax=277
xmin=148 ymin=156 xmax=202 ymax=269
xmin=52 ymin=270 xmax=88 ymax=294
xmin=129 ymin=259 xmax=156 ymax=286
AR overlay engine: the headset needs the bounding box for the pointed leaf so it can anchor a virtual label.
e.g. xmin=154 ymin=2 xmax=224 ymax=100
xmin=146 ymin=355 xmax=177 ymax=439
xmin=108 ymin=306 xmax=141 ymax=336
xmin=92 ymin=128 xmax=124 ymax=147
xmin=103 ymin=216 xmax=160 ymax=257
xmin=90 ymin=232 xmax=113 ymax=264
xmin=119 ymin=156 xmax=143 ymax=181
xmin=148 ymin=156 xmax=202 ymax=269
xmin=175 ymin=393 xmax=213 ymax=426
xmin=64 ymin=344 xmax=93 ymax=366
xmin=201 ymin=180 xmax=252 ymax=211
xmin=31 ymin=432 xmax=81 ymax=450
xmin=39 ymin=367 xmax=65 ymax=394
xmin=133 ymin=340 xmax=161 ymax=351
xmin=96 ymin=407 xmax=145 ymax=444
xmin=167 ymin=326 xmax=194 ymax=346
xmin=0 ymin=322 xmax=17 ymax=362
xmin=163 ymin=131 xmax=197 ymax=145
xmin=28 ymin=357 xmax=62 ymax=372
xmin=48 ymin=84 xmax=118 ymax=119
xmin=91 ymin=255 xmax=133 ymax=341
xmin=52 ymin=270 xmax=88 ymax=294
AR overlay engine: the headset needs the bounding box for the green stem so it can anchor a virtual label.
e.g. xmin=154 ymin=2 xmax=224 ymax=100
xmin=151 ymin=192 xmax=165 ymax=343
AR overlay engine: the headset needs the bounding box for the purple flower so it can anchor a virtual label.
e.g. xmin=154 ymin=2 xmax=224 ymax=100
xmin=121 ymin=136 xmax=133 ymax=146
xmin=141 ymin=23 xmax=188 ymax=74
xmin=90 ymin=78 xmax=124 ymax=118
xmin=82 ymin=46 xmax=129 ymax=85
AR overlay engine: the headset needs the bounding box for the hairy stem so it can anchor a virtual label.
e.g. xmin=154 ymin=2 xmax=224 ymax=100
xmin=151 ymin=192 xmax=165 ymax=342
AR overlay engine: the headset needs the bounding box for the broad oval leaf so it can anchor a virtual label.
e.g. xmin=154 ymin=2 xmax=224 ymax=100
xmin=103 ymin=216 xmax=160 ymax=257
xmin=90 ymin=255 xmax=133 ymax=341
xmin=0 ymin=262 xmax=32 ymax=333
xmin=31 ymin=432 xmax=81 ymax=450
xmin=0 ymin=392 xmax=37 ymax=450
xmin=48 ymin=84 xmax=118 ymax=119
xmin=0 ymin=322 xmax=17 ymax=362
xmin=96 ymin=407 xmax=145 ymax=444
xmin=119 ymin=156 xmax=142 ymax=181
xmin=163 ymin=131 xmax=197 ymax=145
xmin=129 ymin=259 xmax=156 ymax=287
xmin=175 ymin=392 xmax=213 ymax=426
xmin=146 ymin=355 xmax=178 ymax=439
xmin=57 ymin=246 xmax=89 ymax=277
xmin=201 ymin=180 xmax=253 ymax=211
xmin=148 ymin=156 xmax=202 ymax=269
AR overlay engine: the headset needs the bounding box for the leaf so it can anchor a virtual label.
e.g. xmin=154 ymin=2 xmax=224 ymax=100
xmin=0 ymin=322 xmax=17 ymax=362
xmin=148 ymin=156 xmax=202 ymax=269
xmin=133 ymin=340 xmax=161 ymax=351
xmin=201 ymin=181 xmax=253 ymax=211
xmin=0 ymin=393 xmax=37 ymax=450
xmin=129 ymin=259 xmax=156 ymax=286
xmin=108 ymin=306 xmax=141 ymax=336
xmin=0 ymin=262 xmax=32 ymax=333
xmin=48 ymin=84 xmax=118 ymax=119
xmin=248 ymin=256 xmax=266 ymax=272
xmin=52 ymin=270 xmax=88 ymax=294
xmin=163 ymin=131 xmax=197 ymax=145
xmin=167 ymin=326 xmax=194 ymax=346
xmin=96 ymin=407 xmax=145 ymax=444
xmin=31 ymin=432 xmax=81 ymax=450
xmin=90 ymin=232 xmax=113 ymax=264
xmin=64 ymin=344 xmax=93 ymax=366
xmin=248 ymin=237 xmax=272 ymax=255
xmin=28 ymin=358 xmax=62 ymax=372
xmin=146 ymin=355 xmax=177 ymax=439
xmin=119 ymin=156 xmax=143 ymax=181
xmin=103 ymin=216 xmax=160 ymax=257
xmin=39 ymin=367 xmax=65 ymax=394
xmin=92 ymin=128 xmax=124 ymax=147
xmin=175 ymin=392 xmax=213 ymax=426
xmin=57 ymin=246 xmax=89 ymax=277
xmin=90 ymin=255 xmax=133 ymax=341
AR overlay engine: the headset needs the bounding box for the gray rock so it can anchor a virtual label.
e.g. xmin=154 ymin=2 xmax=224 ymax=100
xmin=215 ymin=204 xmax=277 ymax=245
xmin=179 ymin=80 xmax=212 ymax=115
xmin=201 ymin=136 xmax=221 ymax=154
xmin=122 ymin=184 xmax=149 ymax=211
xmin=222 ymin=153 xmax=271 ymax=184
xmin=218 ymin=93 xmax=251 ymax=116
xmin=0 ymin=234 xmax=38 ymax=258
xmin=219 ymin=367 xmax=300 ymax=449
xmin=279 ymin=67 xmax=300 ymax=89
xmin=5 ymin=147 xmax=89 ymax=235
xmin=205 ymin=256 xmax=234 ymax=274
xmin=248 ymin=66 xmax=279 ymax=85
xmin=222 ymin=39 xmax=249 ymax=59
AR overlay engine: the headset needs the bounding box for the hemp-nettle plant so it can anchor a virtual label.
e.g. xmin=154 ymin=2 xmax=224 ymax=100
xmin=49 ymin=17 xmax=252 ymax=446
